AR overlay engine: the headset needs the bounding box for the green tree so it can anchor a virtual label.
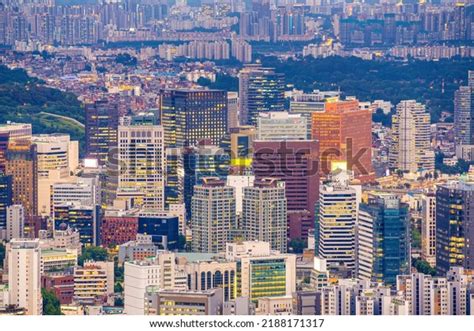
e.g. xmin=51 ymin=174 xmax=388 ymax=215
xmin=115 ymin=53 xmax=137 ymax=66
xmin=0 ymin=65 xmax=85 ymax=154
xmin=259 ymin=56 xmax=474 ymax=121
xmin=288 ymin=239 xmax=307 ymax=254
xmin=411 ymin=228 xmax=421 ymax=249
xmin=78 ymin=246 xmax=108 ymax=266
xmin=412 ymin=258 xmax=436 ymax=276
xmin=114 ymin=259 xmax=124 ymax=283
xmin=114 ymin=282 xmax=123 ymax=293
xmin=41 ymin=289 xmax=62 ymax=315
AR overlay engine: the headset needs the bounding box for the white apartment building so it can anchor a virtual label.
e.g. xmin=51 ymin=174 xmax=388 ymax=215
xmin=242 ymin=178 xmax=287 ymax=253
xmin=389 ymin=100 xmax=435 ymax=173
xmin=6 ymin=204 xmax=24 ymax=241
xmin=191 ymin=177 xmax=236 ymax=253
xmin=7 ymin=239 xmax=42 ymax=315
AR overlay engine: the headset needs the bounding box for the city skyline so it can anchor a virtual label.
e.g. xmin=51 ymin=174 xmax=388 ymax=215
xmin=0 ymin=0 xmax=474 ymax=324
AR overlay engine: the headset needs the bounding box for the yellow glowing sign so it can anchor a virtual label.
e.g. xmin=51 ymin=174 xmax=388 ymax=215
xmin=231 ymin=158 xmax=252 ymax=167
xmin=331 ymin=161 xmax=347 ymax=172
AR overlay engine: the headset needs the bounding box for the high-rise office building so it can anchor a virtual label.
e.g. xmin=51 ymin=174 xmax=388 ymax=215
xmin=0 ymin=123 xmax=32 ymax=141
xmin=436 ymin=180 xmax=474 ymax=275
xmin=0 ymin=172 xmax=12 ymax=232
xmin=50 ymin=178 xmax=100 ymax=213
xmin=124 ymin=259 xmax=161 ymax=315
xmin=311 ymin=99 xmax=374 ymax=183
xmin=257 ymin=112 xmax=307 ymax=141
xmin=53 ymin=203 xmax=99 ymax=246
xmin=179 ymin=142 xmax=230 ymax=218
xmin=389 ymin=100 xmax=434 ymax=173
xmin=0 ymin=132 xmax=9 ymax=173
xmin=124 ymin=252 xmax=187 ymax=315
xmin=252 ymin=140 xmax=319 ymax=240
xmin=317 ymin=180 xmax=358 ymax=276
xmin=242 ymin=178 xmax=287 ymax=253
xmin=289 ymin=90 xmax=340 ymax=139
xmin=454 ymin=85 xmax=474 ymax=146
xmin=227 ymin=91 xmax=239 ymax=130
xmin=5 ymin=140 xmax=38 ymax=228
xmin=421 ymin=194 xmax=436 ymax=267
xmin=0 ymin=122 xmax=32 ymax=172
xmin=357 ymin=193 xmax=410 ymax=285
xmin=117 ymin=123 xmax=165 ymax=210
xmin=7 ymin=239 xmax=42 ymax=315
xmin=165 ymin=147 xmax=181 ymax=208
xmin=191 ymin=177 xmax=236 ymax=253
xmin=33 ymin=133 xmax=80 ymax=216
xmin=161 ymin=89 xmax=228 ymax=148
xmin=85 ymin=99 xmax=119 ymax=165
xmin=454 ymin=78 xmax=474 ymax=160
xmin=32 ymin=134 xmax=78 ymax=178
xmin=239 ymin=65 xmax=285 ymax=126
xmin=101 ymin=216 xmax=138 ymax=248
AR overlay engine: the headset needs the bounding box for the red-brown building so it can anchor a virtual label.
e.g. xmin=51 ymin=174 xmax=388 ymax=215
xmin=252 ymin=140 xmax=319 ymax=241
xmin=101 ymin=216 xmax=138 ymax=247
xmin=287 ymin=210 xmax=313 ymax=241
xmin=42 ymin=274 xmax=75 ymax=305
xmin=311 ymin=99 xmax=375 ymax=183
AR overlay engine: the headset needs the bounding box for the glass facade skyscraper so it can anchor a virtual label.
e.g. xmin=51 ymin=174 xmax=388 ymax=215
xmin=239 ymin=65 xmax=285 ymax=126
xmin=0 ymin=172 xmax=13 ymax=230
xmin=85 ymin=99 xmax=119 ymax=165
xmin=357 ymin=193 xmax=410 ymax=285
xmin=161 ymin=89 xmax=228 ymax=148
xmin=436 ymin=180 xmax=474 ymax=275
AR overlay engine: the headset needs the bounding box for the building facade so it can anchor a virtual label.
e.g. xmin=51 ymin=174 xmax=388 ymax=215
xmin=117 ymin=123 xmax=165 ymax=210
xmin=389 ymin=100 xmax=435 ymax=173
xmin=436 ymin=180 xmax=474 ymax=274
xmin=191 ymin=178 xmax=236 ymax=253
xmin=357 ymin=193 xmax=410 ymax=285
xmin=161 ymin=89 xmax=228 ymax=148
xmin=311 ymin=99 xmax=374 ymax=183
xmin=242 ymin=178 xmax=287 ymax=253
xmin=85 ymin=99 xmax=119 ymax=165
xmin=7 ymin=239 xmax=42 ymax=315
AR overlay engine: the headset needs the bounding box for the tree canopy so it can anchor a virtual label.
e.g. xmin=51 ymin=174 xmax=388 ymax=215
xmin=412 ymin=258 xmax=436 ymax=276
xmin=0 ymin=65 xmax=85 ymax=152
xmin=42 ymin=289 xmax=62 ymax=315
xmin=78 ymin=246 xmax=108 ymax=266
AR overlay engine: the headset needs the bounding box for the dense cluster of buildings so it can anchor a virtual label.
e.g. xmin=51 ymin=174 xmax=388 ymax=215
xmin=0 ymin=0 xmax=472 ymax=61
xmin=0 ymin=0 xmax=474 ymax=319
xmin=1 ymin=67 xmax=474 ymax=316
